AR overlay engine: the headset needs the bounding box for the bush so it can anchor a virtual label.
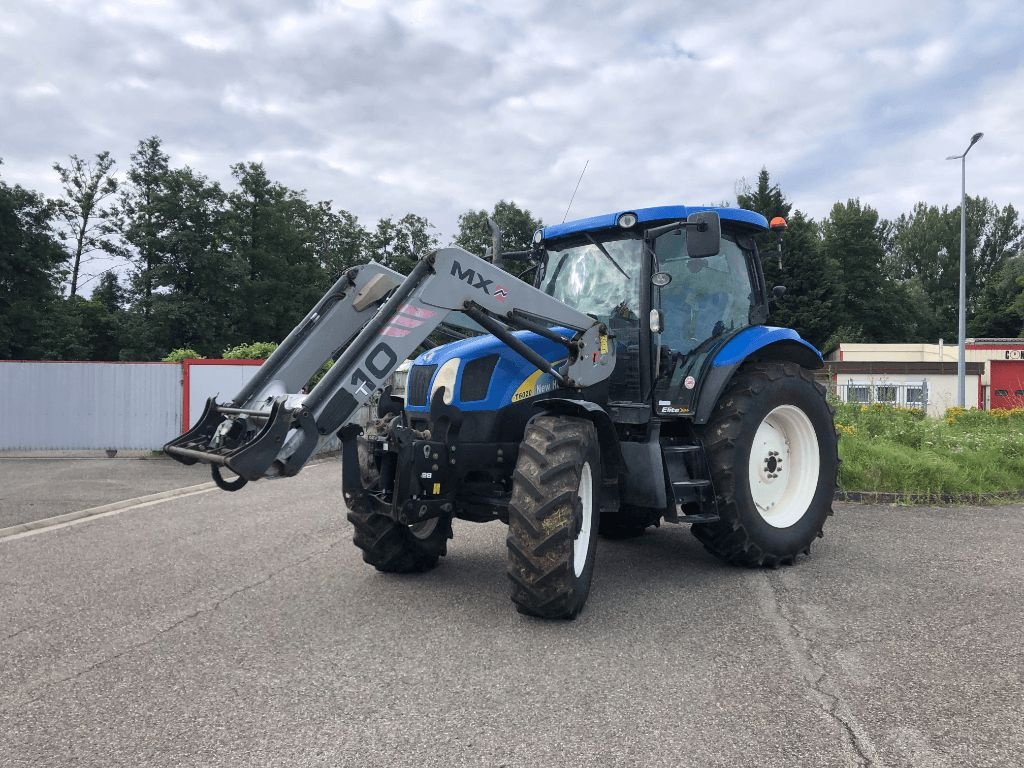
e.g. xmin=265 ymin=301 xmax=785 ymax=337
xmin=162 ymin=348 xmax=205 ymax=363
xmin=837 ymin=403 xmax=1024 ymax=495
xmin=222 ymin=341 xmax=278 ymax=360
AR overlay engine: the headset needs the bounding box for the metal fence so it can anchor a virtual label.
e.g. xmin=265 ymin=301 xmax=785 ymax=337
xmin=833 ymin=381 xmax=929 ymax=410
xmin=0 ymin=362 xmax=182 ymax=450
xmin=0 ymin=359 xmax=377 ymax=452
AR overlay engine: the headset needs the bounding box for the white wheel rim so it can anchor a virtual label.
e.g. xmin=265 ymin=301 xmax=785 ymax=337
xmin=573 ymin=462 xmax=594 ymax=577
xmin=410 ymin=518 xmax=438 ymax=540
xmin=747 ymin=405 xmax=819 ymax=528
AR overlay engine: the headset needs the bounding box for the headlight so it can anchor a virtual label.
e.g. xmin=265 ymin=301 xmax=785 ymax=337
xmin=430 ymin=358 xmax=460 ymax=405
xmin=617 ymin=212 xmax=638 ymax=229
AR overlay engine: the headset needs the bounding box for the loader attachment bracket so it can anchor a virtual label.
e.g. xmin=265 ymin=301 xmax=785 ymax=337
xmin=165 ymin=396 xmax=318 ymax=482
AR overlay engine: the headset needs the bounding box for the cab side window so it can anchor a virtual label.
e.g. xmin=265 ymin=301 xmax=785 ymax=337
xmin=656 ymin=234 xmax=754 ymax=356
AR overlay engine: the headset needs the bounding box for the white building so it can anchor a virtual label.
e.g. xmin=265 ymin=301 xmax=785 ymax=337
xmin=825 ymin=339 xmax=1024 ymax=417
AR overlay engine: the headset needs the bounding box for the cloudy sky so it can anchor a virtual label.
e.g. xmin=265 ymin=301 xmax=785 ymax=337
xmin=2 ymin=0 xmax=1022 ymax=247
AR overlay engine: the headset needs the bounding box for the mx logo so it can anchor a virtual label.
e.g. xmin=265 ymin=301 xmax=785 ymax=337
xmin=451 ymin=260 xmax=493 ymax=294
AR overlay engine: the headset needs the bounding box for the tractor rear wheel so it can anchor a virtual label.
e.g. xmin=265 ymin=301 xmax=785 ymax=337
xmin=693 ymin=361 xmax=838 ymax=567
xmin=347 ymin=509 xmax=452 ymax=574
xmin=506 ymin=415 xmax=601 ymax=620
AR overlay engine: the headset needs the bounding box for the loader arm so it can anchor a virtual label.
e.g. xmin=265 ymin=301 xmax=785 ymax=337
xmin=164 ymin=246 xmax=616 ymax=487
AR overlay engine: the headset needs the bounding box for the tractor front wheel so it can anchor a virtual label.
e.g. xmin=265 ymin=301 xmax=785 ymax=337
xmin=506 ymin=415 xmax=601 ymax=620
xmin=347 ymin=510 xmax=452 ymax=573
xmin=693 ymin=361 xmax=838 ymax=567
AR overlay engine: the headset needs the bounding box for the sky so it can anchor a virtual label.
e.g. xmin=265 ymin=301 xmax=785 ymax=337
xmin=2 ymin=0 xmax=1022 ymax=265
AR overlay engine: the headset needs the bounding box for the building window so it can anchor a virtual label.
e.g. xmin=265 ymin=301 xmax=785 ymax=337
xmin=906 ymin=386 xmax=926 ymax=407
xmin=875 ymin=385 xmax=897 ymax=404
xmin=847 ymin=384 xmax=872 ymax=403
xmin=996 ymin=389 xmax=1009 ymax=397
xmin=1015 ymin=390 xmax=1024 ymax=397
xmin=840 ymin=380 xmax=927 ymax=409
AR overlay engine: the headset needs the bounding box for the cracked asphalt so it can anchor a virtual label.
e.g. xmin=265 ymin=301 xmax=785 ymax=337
xmin=2 ymin=457 xmax=1023 ymax=767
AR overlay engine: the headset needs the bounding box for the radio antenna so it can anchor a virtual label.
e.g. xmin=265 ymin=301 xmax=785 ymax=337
xmin=562 ymin=159 xmax=589 ymax=223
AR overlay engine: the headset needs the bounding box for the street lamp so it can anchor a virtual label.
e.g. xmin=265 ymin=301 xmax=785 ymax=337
xmin=946 ymin=131 xmax=984 ymax=408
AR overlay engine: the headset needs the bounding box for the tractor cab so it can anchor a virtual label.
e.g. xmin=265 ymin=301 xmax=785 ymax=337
xmin=535 ymin=206 xmax=770 ymax=415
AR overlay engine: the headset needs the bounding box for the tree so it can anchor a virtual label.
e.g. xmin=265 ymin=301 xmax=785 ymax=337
xmin=144 ymin=166 xmax=235 ymax=357
xmin=0 ymin=164 xmax=67 ymax=359
xmin=307 ymin=202 xmax=367 ymax=288
xmin=736 ymin=168 xmax=791 ymax=224
xmin=367 ymin=213 xmax=439 ymax=275
xmin=736 ymin=168 xmax=794 ymax=283
xmin=734 ymin=169 xmax=837 ymax=349
xmin=455 ymin=200 xmax=542 ymax=255
xmin=821 ymin=199 xmax=911 ymax=343
xmin=52 ymin=151 xmax=118 ymax=296
xmin=91 ymin=272 xmax=126 ymax=314
xmin=226 ymin=162 xmax=325 ymax=345
xmin=969 ymin=257 xmax=1024 ymax=338
xmin=887 ymin=198 xmax=1022 ymax=341
xmin=765 ymin=211 xmax=837 ymax=349
xmin=115 ymin=137 xmax=171 ymax=319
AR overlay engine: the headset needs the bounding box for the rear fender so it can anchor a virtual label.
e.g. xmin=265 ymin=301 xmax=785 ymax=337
xmin=693 ymin=333 xmax=823 ymax=425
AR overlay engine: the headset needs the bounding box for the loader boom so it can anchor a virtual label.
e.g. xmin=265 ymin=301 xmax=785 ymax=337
xmin=164 ymin=246 xmax=616 ymax=485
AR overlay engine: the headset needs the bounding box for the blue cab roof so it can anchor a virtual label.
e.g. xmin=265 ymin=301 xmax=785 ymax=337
xmin=541 ymin=205 xmax=768 ymax=241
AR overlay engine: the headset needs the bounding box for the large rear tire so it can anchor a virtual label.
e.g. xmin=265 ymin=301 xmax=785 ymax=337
xmin=693 ymin=361 xmax=838 ymax=567
xmin=506 ymin=415 xmax=601 ymax=620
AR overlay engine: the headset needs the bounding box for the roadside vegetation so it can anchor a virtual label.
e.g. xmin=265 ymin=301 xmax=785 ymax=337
xmin=834 ymin=402 xmax=1024 ymax=498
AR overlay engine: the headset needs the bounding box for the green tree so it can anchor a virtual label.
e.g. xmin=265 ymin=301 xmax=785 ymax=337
xmin=115 ymin=137 xmax=171 ymax=319
xmin=969 ymin=257 xmax=1024 ymax=338
xmin=52 ymin=151 xmax=118 ymax=296
xmin=308 ymin=202 xmax=367 ymax=287
xmin=90 ymin=271 xmax=126 ymax=313
xmin=455 ymin=200 xmax=542 ymax=278
xmin=42 ymin=295 xmax=125 ymax=361
xmin=367 ymin=213 xmax=438 ymax=275
xmin=0 ymin=165 xmax=67 ymax=359
xmin=822 ymin=199 xmax=911 ymax=343
xmin=736 ymin=168 xmax=791 ymax=224
xmin=145 ymin=166 xmax=236 ymax=357
xmin=735 ymin=169 xmax=837 ymax=349
xmin=456 ymin=200 xmax=541 ymax=254
xmin=226 ymin=162 xmax=326 ymax=345
xmin=888 ymin=198 xmax=1022 ymax=341
xmin=766 ymin=211 xmax=837 ymax=349
xmin=736 ymin=168 xmax=794 ymax=285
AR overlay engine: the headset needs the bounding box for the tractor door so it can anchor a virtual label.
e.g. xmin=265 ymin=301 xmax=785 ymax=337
xmin=652 ymin=230 xmax=760 ymax=416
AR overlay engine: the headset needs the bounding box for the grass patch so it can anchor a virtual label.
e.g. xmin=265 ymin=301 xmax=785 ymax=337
xmin=834 ymin=403 xmax=1024 ymax=496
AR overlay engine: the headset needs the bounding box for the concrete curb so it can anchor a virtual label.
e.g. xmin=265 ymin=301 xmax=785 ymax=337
xmin=836 ymin=489 xmax=1024 ymax=505
xmin=0 ymin=482 xmax=217 ymax=540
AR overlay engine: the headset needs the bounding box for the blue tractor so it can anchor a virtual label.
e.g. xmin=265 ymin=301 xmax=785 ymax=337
xmin=166 ymin=204 xmax=839 ymax=620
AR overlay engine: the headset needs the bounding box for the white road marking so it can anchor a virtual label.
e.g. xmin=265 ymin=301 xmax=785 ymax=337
xmin=0 ymin=459 xmax=331 ymax=542
xmin=0 ymin=485 xmax=218 ymax=542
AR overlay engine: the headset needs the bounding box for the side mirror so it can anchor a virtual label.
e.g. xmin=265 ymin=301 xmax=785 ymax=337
xmin=772 ymin=285 xmax=786 ymax=301
xmin=686 ymin=211 xmax=721 ymax=258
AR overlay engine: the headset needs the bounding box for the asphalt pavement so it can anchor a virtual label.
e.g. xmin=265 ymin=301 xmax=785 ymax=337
xmin=1 ymin=458 xmax=1022 ymax=767
xmin=0 ymin=456 xmax=208 ymax=529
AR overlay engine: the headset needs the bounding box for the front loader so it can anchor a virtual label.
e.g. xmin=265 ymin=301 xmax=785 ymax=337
xmin=167 ymin=205 xmax=838 ymax=620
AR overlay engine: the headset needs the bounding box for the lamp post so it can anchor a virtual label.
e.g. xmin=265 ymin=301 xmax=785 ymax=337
xmin=946 ymin=131 xmax=983 ymax=408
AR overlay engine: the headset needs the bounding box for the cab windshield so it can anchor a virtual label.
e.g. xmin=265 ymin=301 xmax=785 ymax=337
xmin=538 ymin=234 xmax=642 ymax=324
xmin=538 ymin=233 xmax=644 ymax=402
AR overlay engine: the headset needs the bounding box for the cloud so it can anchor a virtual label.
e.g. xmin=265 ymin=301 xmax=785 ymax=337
xmin=0 ymin=0 xmax=1020 ymax=254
